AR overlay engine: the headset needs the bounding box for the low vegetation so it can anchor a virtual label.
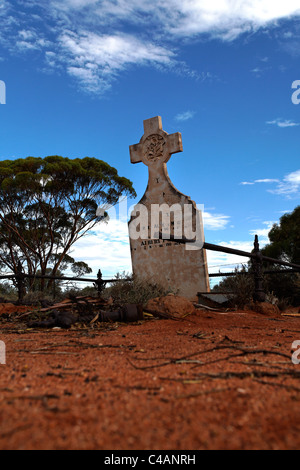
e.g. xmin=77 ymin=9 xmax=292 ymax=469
xmin=102 ymin=272 xmax=176 ymax=306
xmin=0 ymin=272 xmax=174 ymax=309
xmin=213 ymin=265 xmax=300 ymax=310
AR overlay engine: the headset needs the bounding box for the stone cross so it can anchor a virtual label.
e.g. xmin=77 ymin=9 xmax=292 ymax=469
xmin=129 ymin=116 xmax=183 ymax=197
xmin=128 ymin=116 xmax=210 ymax=300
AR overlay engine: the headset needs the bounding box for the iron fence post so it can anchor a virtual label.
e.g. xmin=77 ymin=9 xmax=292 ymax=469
xmin=16 ymin=261 xmax=26 ymax=304
xmin=95 ymin=269 xmax=106 ymax=296
xmin=252 ymin=235 xmax=266 ymax=302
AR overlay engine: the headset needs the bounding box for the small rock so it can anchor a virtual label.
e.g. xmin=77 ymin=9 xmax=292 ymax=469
xmin=248 ymin=302 xmax=280 ymax=317
xmin=28 ymin=310 xmax=78 ymax=329
xmin=145 ymin=295 xmax=196 ymax=318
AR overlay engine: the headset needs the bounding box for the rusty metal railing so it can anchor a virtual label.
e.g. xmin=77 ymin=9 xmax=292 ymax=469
xmin=158 ymin=233 xmax=300 ymax=302
xmin=1 ymin=234 xmax=299 ymax=303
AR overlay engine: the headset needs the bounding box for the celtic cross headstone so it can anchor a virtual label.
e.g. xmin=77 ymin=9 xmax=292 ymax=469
xmin=128 ymin=116 xmax=210 ymax=300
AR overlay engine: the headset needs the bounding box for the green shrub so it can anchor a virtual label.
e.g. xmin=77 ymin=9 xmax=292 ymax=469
xmin=263 ymin=270 xmax=300 ymax=307
xmin=213 ymin=264 xmax=300 ymax=308
xmin=0 ymin=281 xmax=17 ymax=301
xmin=212 ymin=265 xmax=255 ymax=308
xmin=22 ymin=290 xmax=59 ymax=305
xmin=103 ymin=272 xmax=175 ymax=306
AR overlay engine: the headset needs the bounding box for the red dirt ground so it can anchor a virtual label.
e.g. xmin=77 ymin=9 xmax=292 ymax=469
xmin=0 ymin=306 xmax=300 ymax=450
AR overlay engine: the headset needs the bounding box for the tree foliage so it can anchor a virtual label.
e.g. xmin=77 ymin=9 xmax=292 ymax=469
xmin=261 ymin=206 xmax=300 ymax=265
xmin=212 ymin=265 xmax=255 ymax=307
xmin=0 ymin=156 xmax=136 ymax=290
xmin=261 ymin=206 xmax=300 ymax=306
xmin=212 ymin=207 xmax=300 ymax=307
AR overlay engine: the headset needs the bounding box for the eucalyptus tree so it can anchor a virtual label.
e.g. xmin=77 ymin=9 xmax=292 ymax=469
xmin=0 ymin=156 xmax=136 ymax=290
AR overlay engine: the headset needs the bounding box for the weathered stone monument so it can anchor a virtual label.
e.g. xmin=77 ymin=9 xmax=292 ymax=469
xmin=128 ymin=116 xmax=210 ymax=300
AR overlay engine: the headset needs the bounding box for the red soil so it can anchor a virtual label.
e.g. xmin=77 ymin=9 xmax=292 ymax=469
xmin=0 ymin=306 xmax=300 ymax=450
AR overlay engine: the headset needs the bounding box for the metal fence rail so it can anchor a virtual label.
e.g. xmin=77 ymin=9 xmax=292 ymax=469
xmin=1 ymin=234 xmax=299 ymax=303
xmin=160 ymin=233 xmax=300 ymax=302
xmin=0 ymin=266 xmax=120 ymax=302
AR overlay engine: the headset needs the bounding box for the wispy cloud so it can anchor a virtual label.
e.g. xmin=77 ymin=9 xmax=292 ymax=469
xmin=15 ymin=29 xmax=51 ymax=52
xmin=70 ymin=204 xmax=232 ymax=277
xmin=266 ymin=118 xmax=300 ymax=127
xmin=249 ymin=220 xmax=275 ymax=241
xmin=152 ymin=1 xmax=300 ymax=40
xmin=206 ymin=239 xmax=260 ymax=278
xmin=279 ymin=22 xmax=300 ymax=56
xmin=58 ymin=30 xmax=176 ymax=92
xmin=1 ymin=1 xmax=300 ymax=93
xmin=240 ymin=170 xmax=300 ymax=198
xmin=46 ymin=1 xmax=300 ymax=39
xmin=251 ymin=67 xmax=263 ymax=74
xmin=203 ymin=211 xmax=230 ymax=231
xmin=175 ymin=111 xmax=195 ymax=122
xmin=254 ymin=178 xmax=280 ymax=183
xmin=206 ymin=220 xmax=273 ymax=279
xmin=251 ymin=64 xmax=271 ymax=77
xmin=268 ymin=169 xmax=300 ymax=197
xmin=71 ymin=217 xmax=132 ymax=278
xmin=240 ymin=178 xmax=279 ymax=185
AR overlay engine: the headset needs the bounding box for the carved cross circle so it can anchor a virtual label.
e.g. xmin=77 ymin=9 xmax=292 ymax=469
xmin=143 ymin=134 xmax=166 ymax=164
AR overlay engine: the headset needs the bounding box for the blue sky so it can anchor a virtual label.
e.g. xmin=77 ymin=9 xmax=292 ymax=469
xmin=0 ymin=0 xmax=300 ymax=286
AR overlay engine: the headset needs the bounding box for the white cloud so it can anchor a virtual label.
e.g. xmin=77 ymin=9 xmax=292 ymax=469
xmin=203 ymin=211 xmax=230 ymax=230
xmin=0 ymin=0 xmax=11 ymax=18
xmin=206 ymin=240 xmax=256 ymax=278
xmin=69 ymin=205 xmax=275 ymax=291
xmin=249 ymin=220 xmax=274 ymax=242
xmin=251 ymin=64 xmax=271 ymax=76
xmin=9 ymin=27 xmax=52 ymax=52
xmin=58 ymin=30 xmax=175 ymax=92
xmin=175 ymin=111 xmax=195 ymax=122
xmin=251 ymin=67 xmax=263 ymax=74
xmin=155 ymin=1 xmax=300 ymax=39
xmin=2 ymin=1 xmax=300 ymax=93
xmin=53 ymin=0 xmax=99 ymax=9
xmin=70 ymin=205 xmax=231 ymax=277
xmin=268 ymin=169 xmax=300 ymax=196
xmin=206 ymin=228 xmax=272 ymax=284
xmin=240 ymin=178 xmax=279 ymax=185
xmin=254 ymin=178 xmax=280 ymax=183
xmin=71 ymin=217 xmax=132 ymax=278
xmin=266 ymin=118 xmax=300 ymax=127
xmin=71 ymin=0 xmax=300 ymax=40
xmin=240 ymin=171 xmax=300 ymax=198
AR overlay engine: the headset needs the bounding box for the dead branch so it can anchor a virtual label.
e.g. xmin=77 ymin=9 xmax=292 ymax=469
xmin=170 ymin=387 xmax=233 ymax=400
xmin=253 ymin=379 xmax=300 ymax=392
xmin=127 ymin=343 xmax=292 ymax=371
xmin=192 ymin=370 xmax=300 ymax=380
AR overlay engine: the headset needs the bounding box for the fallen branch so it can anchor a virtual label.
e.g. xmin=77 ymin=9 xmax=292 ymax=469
xmin=8 ymin=393 xmax=60 ymax=401
xmin=193 ymin=303 xmax=228 ymax=312
xmin=253 ymin=379 xmax=300 ymax=392
xmin=192 ymin=370 xmax=300 ymax=380
xmin=16 ymin=295 xmax=110 ymax=318
xmin=158 ymin=369 xmax=300 ymax=382
xmin=127 ymin=343 xmax=292 ymax=371
xmin=164 ymin=387 xmax=233 ymax=401
xmin=143 ymin=308 xmax=184 ymax=321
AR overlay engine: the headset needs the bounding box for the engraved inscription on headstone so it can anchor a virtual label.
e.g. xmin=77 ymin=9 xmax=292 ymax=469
xmin=128 ymin=116 xmax=210 ymax=300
